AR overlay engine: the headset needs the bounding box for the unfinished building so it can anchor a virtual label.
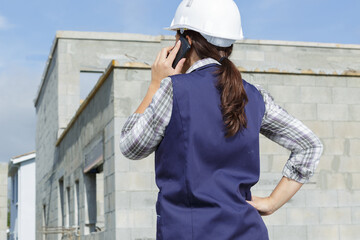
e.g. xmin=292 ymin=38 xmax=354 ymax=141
xmin=35 ymin=31 xmax=360 ymax=240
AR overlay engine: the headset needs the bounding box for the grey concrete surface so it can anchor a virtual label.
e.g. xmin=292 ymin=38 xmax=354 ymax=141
xmin=35 ymin=31 xmax=360 ymax=240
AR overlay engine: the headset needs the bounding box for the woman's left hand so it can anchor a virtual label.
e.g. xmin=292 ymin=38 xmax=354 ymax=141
xmin=246 ymin=196 xmax=276 ymax=216
xmin=151 ymin=40 xmax=186 ymax=87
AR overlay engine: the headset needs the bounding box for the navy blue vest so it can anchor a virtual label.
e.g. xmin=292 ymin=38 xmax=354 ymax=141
xmin=154 ymin=64 xmax=268 ymax=240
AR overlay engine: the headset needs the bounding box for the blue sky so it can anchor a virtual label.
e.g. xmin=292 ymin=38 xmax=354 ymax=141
xmin=0 ymin=0 xmax=359 ymax=162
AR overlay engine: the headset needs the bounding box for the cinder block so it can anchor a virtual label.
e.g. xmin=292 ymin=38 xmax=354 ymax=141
xmin=114 ymin=191 xmax=130 ymax=210
xmin=338 ymin=190 xmax=360 ymax=207
xmin=333 ymin=88 xmax=360 ymax=104
xmin=315 ymin=156 xmax=334 ymax=173
xmin=349 ymin=105 xmax=360 ymax=121
xmin=105 ymin=138 xmax=115 ymax=159
xmin=117 ymin=81 xmax=143 ymax=99
xmin=351 ymin=174 xmax=360 ymax=190
xmin=316 ymin=76 xmax=347 ymax=87
xmin=286 ymin=207 xmax=319 ymax=225
xmin=285 ymin=191 xmax=306 ymax=208
xmin=284 ymin=75 xmax=316 ymax=87
xmin=257 ymin=172 xmax=284 ymax=190
xmin=317 ymin=171 xmax=351 ymax=190
xmin=333 ymin=122 xmax=360 ymax=138
xmin=267 ymin=225 xmax=274 ymax=240
xmin=307 ymin=225 xmax=339 ymax=240
xmin=131 ymin=210 xmax=154 ymax=228
xmin=338 ymin=157 xmax=360 ymax=173
xmin=246 ymin=51 xmax=265 ymax=61
xmin=339 ymin=225 xmax=360 ymax=240
xmin=273 ymin=226 xmax=307 ymax=240
xmin=131 ymin=227 xmax=156 ymax=240
xmin=124 ymin=69 xmax=151 ymax=83
xmin=243 ymin=73 xmax=268 ymax=87
xmin=260 ymin=155 xmax=272 ymax=173
xmin=107 ymin=173 xmax=116 ymax=195
xmin=260 ymin=137 xmax=290 ymax=155
xmin=105 ymin=156 xmax=116 ymax=177
xmin=262 ymin=208 xmax=287 ymax=226
xmin=349 ymin=139 xmax=360 ymax=156
xmin=115 ymin=172 xmax=153 ymax=191
xmin=305 ymin=190 xmax=338 ymax=207
xmin=302 ymin=121 xmax=333 ymax=138
xmin=130 ymin=191 xmax=157 ymax=209
xmin=322 ymin=138 xmax=345 ymax=156
xmin=116 ymin=210 xmax=131 ymax=228
xmin=115 ymin=228 xmax=131 ymax=240
xmin=115 ymin=209 xmax=153 ymax=228
xmin=267 ymin=85 xmax=301 ymax=103
xmin=150 ymin=172 xmax=158 ymax=191
xmin=301 ymin=87 xmax=332 ymax=103
xmin=115 ymin=155 xmax=130 ymax=172
xmin=270 ymin=155 xmax=289 ymax=173
xmin=317 ymin=104 xmax=349 ymax=121
xmin=351 ymin=207 xmax=360 ymax=223
xmin=347 ymin=78 xmax=360 ymax=88
xmin=319 ymin=207 xmax=351 ymax=224
xmin=284 ymin=103 xmax=317 ymax=120
xmin=105 ymin=192 xmax=115 ymax=213
xmin=129 ymin=156 xmax=155 ymax=172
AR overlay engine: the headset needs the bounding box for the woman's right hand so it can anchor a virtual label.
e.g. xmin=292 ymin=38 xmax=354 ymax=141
xmin=151 ymin=40 xmax=186 ymax=87
xmin=246 ymin=196 xmax=276 ymax=216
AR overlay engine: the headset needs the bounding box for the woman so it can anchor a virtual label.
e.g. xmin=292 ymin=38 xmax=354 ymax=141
xmin=120 ymin=0 xmax=323 ymax=239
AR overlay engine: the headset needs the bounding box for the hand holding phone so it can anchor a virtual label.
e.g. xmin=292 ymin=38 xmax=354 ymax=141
xmin=172 ymin=34 xmax=191 ymax=69
xmin=151 ymin=39 xmax=186 ymax=87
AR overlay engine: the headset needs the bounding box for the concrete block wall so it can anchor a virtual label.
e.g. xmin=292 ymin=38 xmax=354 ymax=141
xmin=113 ymin=67 xmax=158 ymax=239
xmin=242 ymin=73 xmax=360 ymax=238
xmin=111 ymin=39 xmax=360 ymax=239
xmin=35 ymin=31 xmax=360 ymax=240
xmin=35 ymin=32 xmax=164 ymax=240
xmin=0 ymin=163 xmax=8 ymax=240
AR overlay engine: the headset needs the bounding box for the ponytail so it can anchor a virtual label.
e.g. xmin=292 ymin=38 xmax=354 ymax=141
xmin=216 ymin=56 xmax=248 ymax=138
xmin=181 ymin=30 xmax=248 ymax=138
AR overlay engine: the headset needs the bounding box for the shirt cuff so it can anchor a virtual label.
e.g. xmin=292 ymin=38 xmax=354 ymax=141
xmin=282 ymin=160 xmax=312 ymax=184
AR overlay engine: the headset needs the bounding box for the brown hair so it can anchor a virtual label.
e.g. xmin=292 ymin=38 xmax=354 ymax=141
xmin=180 ymin=30 xmax=248 ymax=138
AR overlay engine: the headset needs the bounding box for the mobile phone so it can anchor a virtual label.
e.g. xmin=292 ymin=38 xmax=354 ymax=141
xmin=172 ymin=34 xmax=191 ymax=69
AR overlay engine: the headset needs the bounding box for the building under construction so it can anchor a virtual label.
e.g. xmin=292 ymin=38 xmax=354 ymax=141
xmin=35 ymin=31 xmax=360 ymax=240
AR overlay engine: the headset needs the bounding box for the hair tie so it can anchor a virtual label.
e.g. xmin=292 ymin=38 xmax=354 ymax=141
xmin=219 ymin=56 xmax=227 ymax=63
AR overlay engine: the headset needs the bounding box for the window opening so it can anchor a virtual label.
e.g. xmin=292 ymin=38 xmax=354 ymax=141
xmin=79 ymin=71 xmax=103 ymax=101
xmin=84 ymin=164 xmax=105 ymax=234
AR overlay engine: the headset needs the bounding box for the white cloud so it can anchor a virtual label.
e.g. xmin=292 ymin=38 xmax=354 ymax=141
xmin=0 ymin=15 xmax=12 ymax=30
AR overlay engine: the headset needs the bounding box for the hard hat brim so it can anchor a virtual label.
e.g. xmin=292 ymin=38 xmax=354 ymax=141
xmin=165 ymin=24 xmax=243 ymax=41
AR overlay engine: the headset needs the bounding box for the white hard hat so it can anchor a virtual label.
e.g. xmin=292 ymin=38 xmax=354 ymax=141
xmin=166 ymin=0 xmax=244 ymax=47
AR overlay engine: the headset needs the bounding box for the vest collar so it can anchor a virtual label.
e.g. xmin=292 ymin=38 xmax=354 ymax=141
xmin=186 ymin=58 xmax=221 ymax=74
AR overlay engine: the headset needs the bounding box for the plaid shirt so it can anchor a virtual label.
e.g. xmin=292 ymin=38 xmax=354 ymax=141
xmin=119 ymin=58 xmax=323 ymax=184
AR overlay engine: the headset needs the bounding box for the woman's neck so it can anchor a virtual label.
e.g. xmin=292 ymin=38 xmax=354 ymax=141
xmin=181 ymin=50 xmax=201 ymax=74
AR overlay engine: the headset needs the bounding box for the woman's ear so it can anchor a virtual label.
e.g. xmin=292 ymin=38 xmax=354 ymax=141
xmin=185 ymin=35 xmax=192 ymax=46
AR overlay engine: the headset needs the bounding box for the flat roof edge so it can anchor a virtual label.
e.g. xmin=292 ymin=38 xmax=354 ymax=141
xmin=238 ymin=39 xmax=360 ymax=49
xmin=56 ymin=31 xmax=163 ymax=42
xmin=11 ymin=151 xmax=36 ymax=164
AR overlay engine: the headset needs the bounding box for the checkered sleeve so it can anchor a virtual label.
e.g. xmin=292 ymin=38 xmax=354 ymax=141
xmin=119 ymin=77 xmax=173 ymax=160
xmin=256 ymin=85 xmax=323 ymax=184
